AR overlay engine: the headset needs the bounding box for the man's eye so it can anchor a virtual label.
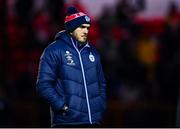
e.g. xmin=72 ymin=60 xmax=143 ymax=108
xmin=81 ymin=26 xmax=90 ymax=29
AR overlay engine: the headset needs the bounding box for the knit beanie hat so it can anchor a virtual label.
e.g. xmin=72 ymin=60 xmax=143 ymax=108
xmin=64 ymin=6 xmax=91 ymax=32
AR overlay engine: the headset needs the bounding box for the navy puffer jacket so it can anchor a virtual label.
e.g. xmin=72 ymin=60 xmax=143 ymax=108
xmin=36 ymin=30 xmax=106 ymax=127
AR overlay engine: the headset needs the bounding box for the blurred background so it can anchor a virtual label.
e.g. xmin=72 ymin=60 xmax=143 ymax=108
xmin=0 ymin=0 xmax=180 ymax=127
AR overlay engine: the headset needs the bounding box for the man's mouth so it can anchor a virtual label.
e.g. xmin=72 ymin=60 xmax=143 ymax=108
xmin=82 ymin=34 xmax=87 ymax=37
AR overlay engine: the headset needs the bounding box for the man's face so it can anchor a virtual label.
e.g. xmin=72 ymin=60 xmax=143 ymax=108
xmin=71 ymin=24 xmax=90 ymax=43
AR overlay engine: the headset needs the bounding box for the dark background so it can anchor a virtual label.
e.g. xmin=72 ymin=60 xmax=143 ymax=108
xmin=0 ymin=0 xmax=180 ymax=127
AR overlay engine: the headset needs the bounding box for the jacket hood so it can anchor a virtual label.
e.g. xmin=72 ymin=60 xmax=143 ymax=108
xmin=55 ymin=30 xmax=72 ymax=45
xmin=54 ymin=30 xmax=90 ymax=49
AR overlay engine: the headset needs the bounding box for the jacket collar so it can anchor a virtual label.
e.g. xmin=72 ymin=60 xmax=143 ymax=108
xmin=71 ymin=36 xmax=90 ymax=50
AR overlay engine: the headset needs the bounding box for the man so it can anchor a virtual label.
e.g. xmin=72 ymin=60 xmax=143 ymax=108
xmin=36 ymin=6 xmax=107 ymax=128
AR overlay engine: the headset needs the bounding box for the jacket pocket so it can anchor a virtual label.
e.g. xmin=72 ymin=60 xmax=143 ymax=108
xmin=57 ymin=107 xmax=81 ymax=121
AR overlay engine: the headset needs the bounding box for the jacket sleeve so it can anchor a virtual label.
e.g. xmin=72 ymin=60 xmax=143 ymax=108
xmin=97 ymin=54 xmax=107 ymax=110
xmin=36 ymin=47 xmax=65 ymax=111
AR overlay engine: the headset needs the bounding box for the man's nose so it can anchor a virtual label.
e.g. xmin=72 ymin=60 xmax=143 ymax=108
xmin=84 ymin=28 xmax=88 ymax=34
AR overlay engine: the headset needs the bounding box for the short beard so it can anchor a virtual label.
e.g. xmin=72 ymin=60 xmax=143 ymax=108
xmin=79 ymin=39 xmax=87 ymax=44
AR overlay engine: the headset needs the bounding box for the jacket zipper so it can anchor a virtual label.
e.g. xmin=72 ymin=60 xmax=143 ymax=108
xmin=71 ymin=38 xmax=92 ymax=124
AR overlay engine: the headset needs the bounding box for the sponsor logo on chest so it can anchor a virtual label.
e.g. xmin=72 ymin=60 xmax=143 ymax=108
xmin=64 ymin=51 xmax=75 ymax=66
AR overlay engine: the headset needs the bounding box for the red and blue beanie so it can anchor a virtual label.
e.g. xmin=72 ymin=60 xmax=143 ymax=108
xmin=64 ymin=6 xmax=91 ymax=32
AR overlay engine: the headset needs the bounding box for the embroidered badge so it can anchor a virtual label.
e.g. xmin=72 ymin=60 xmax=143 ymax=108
xmin=65 ymin=51 xmax=75 ymax=66
xmin=89 ymin=52 xmax=95 ymax=62
xmin=85 ymin=16 xmax=90 ymax=22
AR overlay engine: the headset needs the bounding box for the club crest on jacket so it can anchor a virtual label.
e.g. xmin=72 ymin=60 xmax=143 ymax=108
xmin=89 ymin=52 xmax=95 ymax=62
